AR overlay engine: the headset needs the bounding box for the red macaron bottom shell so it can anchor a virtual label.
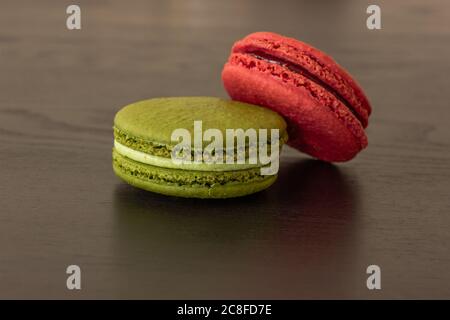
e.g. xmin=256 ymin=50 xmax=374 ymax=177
xmin=222 ymin=64 xmax=367 ymax=162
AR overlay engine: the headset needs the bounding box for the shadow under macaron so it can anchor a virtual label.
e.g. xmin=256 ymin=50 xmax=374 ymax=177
xmin=109 ymin=156 xmax=362 ymax=298
xmin=111 ymin=156 xmax=361 ymax=247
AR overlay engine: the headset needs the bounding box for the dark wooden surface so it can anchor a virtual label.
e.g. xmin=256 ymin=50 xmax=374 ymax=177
xmin=0 ymin=0 xmax=449 ymax=299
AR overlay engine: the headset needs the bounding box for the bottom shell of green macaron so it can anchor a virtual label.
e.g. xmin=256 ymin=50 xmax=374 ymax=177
xmin=113 ymin=151 xmax=277 ymax=199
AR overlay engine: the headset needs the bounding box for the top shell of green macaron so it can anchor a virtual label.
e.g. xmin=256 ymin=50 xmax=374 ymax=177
xmin=114 ymin=97 xmax=287 ymax=147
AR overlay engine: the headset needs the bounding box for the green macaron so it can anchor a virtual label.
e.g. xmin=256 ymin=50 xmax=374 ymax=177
xmin=112 ymin=97 xmax=287 ymax=198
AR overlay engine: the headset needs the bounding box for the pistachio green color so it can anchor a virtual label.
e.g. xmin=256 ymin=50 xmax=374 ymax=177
xmin=112 ymin=97 xmax=287 ymax=198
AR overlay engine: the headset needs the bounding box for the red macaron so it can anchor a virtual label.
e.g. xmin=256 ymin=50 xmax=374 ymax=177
xmin=222 ymin=32 xmax=372 ymax=162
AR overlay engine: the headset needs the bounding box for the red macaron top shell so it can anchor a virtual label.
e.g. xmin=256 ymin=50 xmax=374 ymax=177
xmin=231 ymin=32 xmax=371 ymax=127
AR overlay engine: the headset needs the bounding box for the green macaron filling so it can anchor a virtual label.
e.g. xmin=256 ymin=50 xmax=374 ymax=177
xmin=114 ymin=126 xmax=173 ymax=158
xmin=113 ymin=149 xmax=271 ymax=187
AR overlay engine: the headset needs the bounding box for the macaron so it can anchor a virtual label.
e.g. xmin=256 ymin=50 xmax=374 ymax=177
xmin=112 ymin=97 xmax=287 ymax=198
xmin=222 ymin=32 xmax=372 ymax=162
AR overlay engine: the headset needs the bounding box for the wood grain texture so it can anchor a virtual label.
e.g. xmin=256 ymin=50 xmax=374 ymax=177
xmin=0 ymin=0 xmax=449 ymax=298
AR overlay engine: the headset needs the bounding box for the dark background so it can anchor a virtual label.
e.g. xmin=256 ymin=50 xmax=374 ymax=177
xmin=0 ymin=0 xmax=449 ymax=298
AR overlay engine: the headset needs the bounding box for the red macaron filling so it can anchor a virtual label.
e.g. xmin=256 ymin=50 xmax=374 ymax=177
xmin=247 ymin=50 xmax=367 ymax=127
